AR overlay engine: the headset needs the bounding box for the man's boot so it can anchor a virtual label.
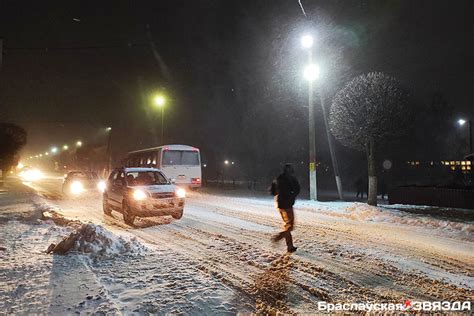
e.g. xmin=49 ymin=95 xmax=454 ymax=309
xmin=285 ymin=232 xmax=297 ymax=252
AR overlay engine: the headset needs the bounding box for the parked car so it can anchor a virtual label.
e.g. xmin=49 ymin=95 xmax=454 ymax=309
xmin=62 ymin=171 xmax=105 ymax=196
xmin=102 ymin=167 xmax=186 ymax=225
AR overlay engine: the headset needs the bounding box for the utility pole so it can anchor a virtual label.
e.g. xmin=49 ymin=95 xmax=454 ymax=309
xmin=105 ymin=127 xmax=112 ymax=174
xmin=318 ymin=85 xmax=344 ymax=200
xmin=469 ymin=120 xmax=472 ymax=154
xmin=0 ymin=38 xmax=3 ymax=70
xmin=307 ymin=50 xmax=317 ymax=201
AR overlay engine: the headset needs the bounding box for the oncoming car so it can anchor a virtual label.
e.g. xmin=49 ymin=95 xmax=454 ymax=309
xmin=62 ymin=171 xmax=105 ymax=196
xmin=102 ymin=167 xmax=185 ymax=225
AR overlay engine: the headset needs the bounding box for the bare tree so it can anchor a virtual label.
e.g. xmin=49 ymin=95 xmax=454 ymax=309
xmin=329 ymin=72 xmax=410 ymax=205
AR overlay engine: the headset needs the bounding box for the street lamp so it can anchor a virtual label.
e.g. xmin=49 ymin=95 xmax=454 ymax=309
xmin=301 ymin=34 xmax=344 ymax=201
xmin=153 ymin=94 xmax=167 ymax=144
xmin=457 ymin=118 xmax=472 ymax=154
xmin=301 ymin=34 xmax=314 ymax=48
xmin=51 ymin=147 xmax=58 ymax=154
xmin=303 ymin=64 xmax=320 ymax=81
xmin=76 ymin=140 xmax=82 ymax=147
xmin=63 ymin=145 xmax=69 ymax=150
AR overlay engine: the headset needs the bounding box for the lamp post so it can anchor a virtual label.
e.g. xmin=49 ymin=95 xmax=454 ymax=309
xmin=154 ymin=94 xmax=166 ymax=144
xmin=105 ymin=127 xmax=112 ymax=173
xmin=458 ymin=119 xmax=472 ymax=154
xmin=301 ymin=34 xmax=344 ymax=201
xmin=302 ymin=34 xmax=318 ymax=201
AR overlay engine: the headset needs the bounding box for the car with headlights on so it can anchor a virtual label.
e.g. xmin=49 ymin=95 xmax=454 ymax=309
xmin=102 ymin=167 xmax=185 ymax=225
xmin=62 ymin=171 xmax=106 ymax=197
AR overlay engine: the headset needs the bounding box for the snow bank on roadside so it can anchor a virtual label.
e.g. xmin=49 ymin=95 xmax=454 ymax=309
xmin=299 ymin=201 xmax=473 ymax=241
xmin=71 ymin=224 xmax=147 ymax=257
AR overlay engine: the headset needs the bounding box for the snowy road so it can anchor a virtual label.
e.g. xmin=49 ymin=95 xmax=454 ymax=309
xmin=3 ymin=176 xmax=473 ymax=314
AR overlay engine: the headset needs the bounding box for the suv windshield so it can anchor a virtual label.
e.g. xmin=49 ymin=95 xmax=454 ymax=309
xmin=69 ymin=172 xmax=98 ymax=180
xmin=126 ymin=171 xmax=168 ymax=186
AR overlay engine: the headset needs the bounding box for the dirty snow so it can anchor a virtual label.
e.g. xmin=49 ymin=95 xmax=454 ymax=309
xmin=2 ymin=177 xmax=473 ymax=314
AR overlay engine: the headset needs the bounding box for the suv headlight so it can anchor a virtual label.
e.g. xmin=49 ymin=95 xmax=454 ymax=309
xmin=175 ymin=188 xmax=186 ymax=198
xmin=97 ymin=181 xmax=106 ymax=192
xmin=133 ymin=189 xmax=148 ymax=201
xmin=70 ymin=181 xmax=84 ymax=195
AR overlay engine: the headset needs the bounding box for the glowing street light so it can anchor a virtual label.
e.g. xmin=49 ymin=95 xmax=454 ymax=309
xmin=224 ymin=160 xmax=229 ymax=165
xmin=457 ymin=118 xmax=472 ymax=153
xmin=152 ymin=93 xmax=167 ymax=144
xmin=76 ymin=140 xmax=82 ymax=147
xmin=63 ymin=145 xmax=69 ymax=150
xmin=303 ymin=63 xmax=320 ymax=82
xmin=106 ymin=127 xmax=112 ymax=132
xmin=301 ymin=34 xmax=314 ymax=48
xmin=44 ymin=152 xmax=49 ymax=156
xmin=51 ymin=147 xmax=58 ymax=154
xmin=39 ymin=154 xmax=43 ymax=157
xmin=154 ymin=95 xmax=166 ymax=107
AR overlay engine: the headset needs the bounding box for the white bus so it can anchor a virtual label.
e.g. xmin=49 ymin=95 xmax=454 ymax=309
xmin=126 ymin=144 xmax=202 ymax=188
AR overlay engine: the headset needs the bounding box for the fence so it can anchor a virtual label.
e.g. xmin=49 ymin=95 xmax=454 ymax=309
xmin=389 ymin=186 xmax=474 ymax=209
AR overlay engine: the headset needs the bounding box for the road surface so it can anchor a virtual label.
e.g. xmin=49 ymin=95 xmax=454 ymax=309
xmin=4 ymin=175 xmax=473 ymax=314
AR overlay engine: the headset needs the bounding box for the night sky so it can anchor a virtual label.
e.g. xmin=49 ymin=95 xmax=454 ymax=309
xmin=1 ymin=0 xmax=472 ymax=184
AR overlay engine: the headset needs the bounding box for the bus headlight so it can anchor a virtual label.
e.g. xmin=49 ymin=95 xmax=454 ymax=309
xmin=133 ymin=189 xmax=148 ymax=201
xmin=176 ymin=188 xmax=186 ymax=198
xmin=97 ymin=181 xmax=106 ymax=192
xmin=70 ymin=181 xmax=84 ymax=195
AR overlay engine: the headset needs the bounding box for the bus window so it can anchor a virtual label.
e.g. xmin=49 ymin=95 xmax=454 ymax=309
xmin=163 ymin=150 xmax=181 ymax=165
xmin=163 ymin=150 xmax=199 ymax=166
xmin=156 ymin=149 xmax=162 ymax=167
xmin=182 ymin=151 xmax=200 ymax=165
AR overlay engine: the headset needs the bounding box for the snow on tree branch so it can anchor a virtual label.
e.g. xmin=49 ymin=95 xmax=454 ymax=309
xmin=329 ymin=72 xmax=410 ymax=151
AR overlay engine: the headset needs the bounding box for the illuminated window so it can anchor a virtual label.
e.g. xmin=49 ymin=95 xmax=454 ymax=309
xmin=461 ymin=161 xmax=466 ymax=165
xmin=450 ymin=161 xmax=455 ymax=165
xmin=415 ymin=161 xmax=420 ymax=165
xmin=467 ymin=166 xmax=472 ymax=170
xmin=467 ymin=161 xmax=471 ymax=165
xmin=451 ymin=166 xmax=456 ymax=171
xmin=456 ymin=161 xmax=461 ymax=165
xmin=462 ymin=166 xmax=466 ymax=170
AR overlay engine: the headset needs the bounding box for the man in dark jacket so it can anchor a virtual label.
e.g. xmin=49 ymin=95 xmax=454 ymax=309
xmin=270 ymin=164 xmax=300 ymax=253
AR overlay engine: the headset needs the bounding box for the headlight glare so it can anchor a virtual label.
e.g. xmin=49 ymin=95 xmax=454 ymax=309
xmin=133 ymin=189 xmax=147 ymax=201
xmin=70 ymin=181 xmax=84 ymax=195
xmin=176 ymin=188 xmax=186 ymax=198
xmin=97 ymin=181 xmax=106 ymax=192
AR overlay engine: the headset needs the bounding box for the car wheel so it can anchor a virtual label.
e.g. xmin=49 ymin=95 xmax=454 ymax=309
xmin=122 ymin=201 xmax=135 ymax=226
xmin=172 ymin=210 xmax=183 ymax=220
xmin=103 ymin=195 xmax=112 ymax=215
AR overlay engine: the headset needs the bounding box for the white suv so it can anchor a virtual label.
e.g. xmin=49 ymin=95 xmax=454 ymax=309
xmin=103 ymin=167 xmax=185 ymax=225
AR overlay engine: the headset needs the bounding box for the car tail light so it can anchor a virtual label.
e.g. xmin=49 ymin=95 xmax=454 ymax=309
xmin=191 ymin=178 xmax=201 ymax=184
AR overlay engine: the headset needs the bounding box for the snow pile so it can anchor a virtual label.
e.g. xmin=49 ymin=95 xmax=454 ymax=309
xmin=73 ymin=224 xmax=147 ymax=257
xmin=314 ymin=202 xmax=473 ymax=241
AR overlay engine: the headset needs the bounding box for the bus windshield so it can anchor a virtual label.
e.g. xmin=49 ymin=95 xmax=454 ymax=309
xmin=162 ymin=150 xmax=199 ymax=166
